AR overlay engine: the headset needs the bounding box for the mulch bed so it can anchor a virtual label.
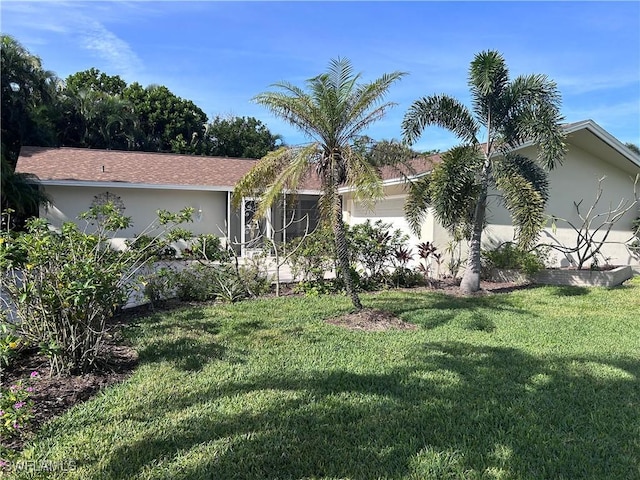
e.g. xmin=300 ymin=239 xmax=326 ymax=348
xmin=1 ymin=278 xmax=530 ymax=453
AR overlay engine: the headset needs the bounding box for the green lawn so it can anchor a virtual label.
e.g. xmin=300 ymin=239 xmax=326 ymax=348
xmin=12 ymin=278 xmax=640 ymax=479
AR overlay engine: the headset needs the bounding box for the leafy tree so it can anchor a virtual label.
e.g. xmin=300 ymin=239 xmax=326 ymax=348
xmin=64 ymin=68 xmax=127 ymax=96
xmin=123 ymin=83 xmax=207 ymax=152
xmin=1 ymin=35 xmax=58 ymax=223
xmin=203 ymin=115 xmax=282 ymax=158
xmin=233 ymin=58 xmax=405 ymax=311
xmin=1 ymin=35 xmax=58 ymax=168
xmin=402 ymin=50 xmax=565 ymax=293
xmin=59 ymin=89 xmax=136 ymax=149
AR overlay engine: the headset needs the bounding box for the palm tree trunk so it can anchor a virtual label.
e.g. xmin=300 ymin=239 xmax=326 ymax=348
xmin=460 ymin=159 xmax=490 ymax=294
xmin=333 ymin=196 xmax=362 ymax=311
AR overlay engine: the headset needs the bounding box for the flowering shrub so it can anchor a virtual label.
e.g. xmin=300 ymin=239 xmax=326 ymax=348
xmin=0 ymin=372 xmax=37 ymax=439
xmin=0 ymin=205 xmax=193 ymax=375
xmin=0 ymin=322 xmax=21 ymax=368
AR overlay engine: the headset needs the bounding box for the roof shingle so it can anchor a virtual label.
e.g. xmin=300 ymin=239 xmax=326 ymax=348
xmin=16 ymin=146 xmax=439 ymax=191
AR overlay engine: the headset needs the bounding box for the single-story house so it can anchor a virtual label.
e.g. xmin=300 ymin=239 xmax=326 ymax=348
xmin=14 ymin=147 xmax=325 ymax=256
xmin=15 ymin=119 xmax=640 ymax=269
xmin=343 ymin=119 xmax=640 ymax=269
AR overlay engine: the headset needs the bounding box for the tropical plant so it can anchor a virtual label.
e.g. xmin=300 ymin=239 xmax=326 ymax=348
xmin=402 ymin=50 xmax=566 ymax=293
xmin=348 ymin=219 xmax=409 ymax=283
xmin=233 ymin=58 xmax=406 ymax=310
xmin=1 ymin=35 xmax=57 ymax=225
xmin=1 ymin=35 xmax=58 ymax=169
xmin=0 ymin=204 xmax=193 ymax=375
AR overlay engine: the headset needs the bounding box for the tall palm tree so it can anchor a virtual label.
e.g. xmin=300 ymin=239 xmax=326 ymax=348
xmin=402 ymin=50 xmax=566 ymax=293
xmin=233 ymin=58 xmax=405 ymax=311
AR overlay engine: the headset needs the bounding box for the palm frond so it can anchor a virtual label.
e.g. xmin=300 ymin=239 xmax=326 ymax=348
xmin=404 ymin=145 xmax=482 ymax=237
xmin=404 ymin=175 xmax=433 ymax=235
xmin=468 ymin=50 xmax=509 ymax=125
xmin=402 ymin=95 xmax=479 ymax=145
xmin=500 ymin=74 xmax=566 ymax=169
xmin=232 ymin=145 xmax=316 ymax=213
xmin=493 ymin=153 xmax=549 ymax=248
xmin=343 ymin=146 xmax=384 ymax=211
xmin=428 ymin=145 xmax=483 ymax=238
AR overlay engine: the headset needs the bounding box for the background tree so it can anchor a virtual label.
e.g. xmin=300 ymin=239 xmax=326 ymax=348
xmin=123 ymin=83 xmax=207 ymax=153
xmin=1 ymin=35 xmax=58 ymax=168
xmin=1 ymin=35 xmax=57 ymax=223
xmin=65 ymin=67 xmax=127 ymax=96
xmin=402 ymin=50 xmax=566 ymax=293
xmin=233 ymin=58 xmax=405 ymax=311
xmin=203 ymin=116 xmax=283 ymax=158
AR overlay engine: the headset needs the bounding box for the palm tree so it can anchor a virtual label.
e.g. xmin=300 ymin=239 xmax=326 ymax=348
xmin=1 ymin=35 xmax=58 ymax=168
xmin=402 ymin=50 xmax=566 ymax=293
xmin=233 ymin=58 xmax=406 ymax=311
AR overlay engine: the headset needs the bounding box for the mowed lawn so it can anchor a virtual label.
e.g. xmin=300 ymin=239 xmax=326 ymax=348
xmin=14 ymin=278 xmax=640 ymax=480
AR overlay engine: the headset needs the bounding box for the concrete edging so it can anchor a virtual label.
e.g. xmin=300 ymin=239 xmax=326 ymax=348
xmin=490 ymin=265 xmax=634 ymax=287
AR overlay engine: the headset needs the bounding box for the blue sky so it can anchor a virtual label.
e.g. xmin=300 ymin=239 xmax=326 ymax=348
xmin=2 ymin=1 xmax=639 ymax=152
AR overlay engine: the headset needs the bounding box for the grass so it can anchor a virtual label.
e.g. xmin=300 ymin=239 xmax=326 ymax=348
xmin=9 ymin=278 xmax=640 ymax=479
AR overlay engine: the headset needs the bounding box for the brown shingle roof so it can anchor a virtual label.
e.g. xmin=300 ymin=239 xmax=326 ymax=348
xmin=16 ymin=146 xmax=439 ymax=191
xmin=16 ymin=146 xmax=261 ymax=189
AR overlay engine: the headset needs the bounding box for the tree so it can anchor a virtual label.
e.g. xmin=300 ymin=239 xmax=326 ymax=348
xmin=123 ymin=83 xmax=207 ymax=153
xmin=1 ymin=35 xmax=58 ymax=224
xmin=65 ymin=68 xmax=127 ymax=96
xmin=1 ymin=35 xmax=58 ymax=168
xmin=233 ymin=58 xmax=405 ymax=311
xmin=203 ymin=116 xmax=283 ymax=158
xmin=402 ymin=50 xmax=566 ymax=293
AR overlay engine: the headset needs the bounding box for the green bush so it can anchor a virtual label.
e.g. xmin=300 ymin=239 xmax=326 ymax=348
xmin=390 ymin=267 xmax=427 ymax=288
xmin=0 ymin=321 xmax=21 ymax=369
xmin=189 ymin=234 xmax=230 ymax=262
xmin=629 ymin=217 xmax=640 ymax=256
xmin=482 ymin=242 xmax=547 ymax=276
xmin=0 ymin=204 xmax=193 ymax=375
xmin=172 ymin=260 xmax=271 ymax=304
xmin=287 ymin=226 xmax=335 ymax=282
xmin=348 ymin=220 xmax=409 ymax=283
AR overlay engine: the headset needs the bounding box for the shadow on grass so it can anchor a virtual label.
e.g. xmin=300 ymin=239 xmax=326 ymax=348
xmin=96 ymin=343 xmax=639 ymax=479
xmin=365 ymin=291 xmax=533 ymax=330
xmin=548 ymin=285 xmax=591 ymax=297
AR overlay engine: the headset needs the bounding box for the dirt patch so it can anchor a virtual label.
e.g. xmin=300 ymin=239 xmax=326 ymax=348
xmin=327 ymin=308 xmax=418 ymax=332
xmin=1 ymin=320 xmax=138 ymax=453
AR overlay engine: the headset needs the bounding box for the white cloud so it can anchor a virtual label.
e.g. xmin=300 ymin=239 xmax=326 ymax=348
xmin=78 ymin=18 xmax=142 ymax=80
xmin=1 ymin=1 xmax=144 ymax=80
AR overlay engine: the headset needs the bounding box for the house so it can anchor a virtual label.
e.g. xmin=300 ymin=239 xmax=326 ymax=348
xmin=341 ymin=119 xmax=640 ymax=268
xmin=15 ymin=147 xmax=323 ymax=255
xmin=15 ymin=119 xmax=640 ymax=269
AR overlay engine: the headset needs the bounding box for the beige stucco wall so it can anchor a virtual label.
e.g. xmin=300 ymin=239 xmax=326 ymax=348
xmin=343 ymin=183 xmax=421 ymax=246
xmin=485 ymin=144 xmax=639 ymax=267
xmin=41 ymin=185 xmax=229 ymax=240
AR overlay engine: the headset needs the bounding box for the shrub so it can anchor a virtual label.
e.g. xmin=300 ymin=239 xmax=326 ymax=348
xmin=629 ymin=217 xmax=640 ymax=257
xmin=189 ymin=234 xmax=230 ymax=262
xmin=0 ymin=204 xmax=193 ymax=375
xmin=172 ymin=259 xmax=271 ymax=304
xmin=0 ymin=321 xmax=21 ymax=369
xmin=287 ymin=226 xmax=335 ymax=282
xmin=389 ymin=267 xmax=427 ymax=288
xmin=348 ymin=220 xmax=409 ymax=283
xmin=482 ymin=242 xmax=547 ymax=276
